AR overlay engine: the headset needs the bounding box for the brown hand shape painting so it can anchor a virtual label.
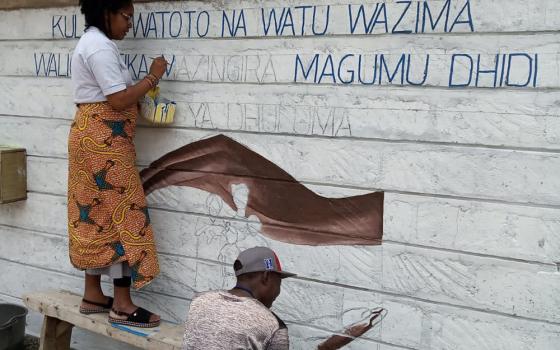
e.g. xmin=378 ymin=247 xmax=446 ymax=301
xmin=140 ymin=134 xmax=385 ymax=347
xmin=140 ymin=134 xmax=384 ymax=246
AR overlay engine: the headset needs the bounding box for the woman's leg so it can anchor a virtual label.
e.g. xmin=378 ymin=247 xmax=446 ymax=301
xmin=110 ymin=277 xmax=160 ymax=323
xmin=82 ymin=272 xmax=111 ymax=307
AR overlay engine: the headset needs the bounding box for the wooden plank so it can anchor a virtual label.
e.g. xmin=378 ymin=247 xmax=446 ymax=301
xmin=2 ymin=78 xmax=559 ymax=151
xmin=0 ymin=34 xmax=557 ymax=88
xmin=1 ymin=0 xmax=560 ymax=38
xmin=0 ymin=294 xmax=141 ymax=350
xmin=0 ymin=259 xmax=190 ymax=325
xmin=39 ymin=316 xmax=73 ymax=350
xmin=24 ymin=290 xmax=183 ymax=350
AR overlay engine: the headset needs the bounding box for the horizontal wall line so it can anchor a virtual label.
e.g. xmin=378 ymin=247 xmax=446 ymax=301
xmin=18 ymin=183 xmax=560 ymax=264
xmin=285 ymin=319 xmax=418 ymax=350
xmin=1 ymin=29 xmax=560 ymax=42
xmin=161 ymin=101 xmax=560 ymax=119
xmin=3 ymin=191 xmax=558 ymax=268
xmin=24 ymin=149 xmax=560 ymax=210
xmin=25 ymin=161 xmax=560 ymax=208
xmin=1 ymin=253 xmax=559 ymax=328
xmin=0 ymin=74 xmax=559 ymax=92
xmin=4 ymin=90 xmax=559 ymax=118
xmin=380 ymin=187 xmax=560 ymax=211
xmin=295 ymin=275 xmax=560 ymax=327
xmin=0 ymin=223 xmax=285 ymax=272
xmin=4 ymin=75 xmax=560 ymax=95
xmin=137 ymin=124 xmax=560 ymax=154
xmin=145 ymin=207 xmax=560 ymax=267
xmin=162 ymin=76 xmax=560 ymax=93
xmin=3 ymin=222 xmax=560 ymax=325
xmin=382 ymin=240 xmax=558 ymax=268
xmin=0 ymin=290 xmax=20 ymax=302
xmin=4 ymin=112 xmax=560 ymax=153
xmin=3 ymin=107 xmax=556 ymax=122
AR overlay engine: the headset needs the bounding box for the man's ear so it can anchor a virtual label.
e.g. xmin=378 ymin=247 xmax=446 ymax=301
xmin=260 ymin=271 xmax=270 ymax=285
xmin=104 ymin=10 xmax=111 ymax=29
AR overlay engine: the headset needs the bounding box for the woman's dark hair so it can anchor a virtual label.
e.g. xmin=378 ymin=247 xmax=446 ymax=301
xmin=79 ymin=0 xmax=133 ymax=36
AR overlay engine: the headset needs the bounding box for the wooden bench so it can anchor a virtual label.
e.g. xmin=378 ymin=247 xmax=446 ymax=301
xmin=23 ymin=290 xmax=183 ymax=350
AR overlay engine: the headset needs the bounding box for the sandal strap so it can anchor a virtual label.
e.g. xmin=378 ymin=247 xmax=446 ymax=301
xmin=126 ymin=307 xmax=153 ymax=323
xmin=111 ymin=307 xmax=154 ymax=324
xmin=82 ymin=297 xmax=113 ymax=308
xmin=111 ymin=308 xmax=130 ymax=317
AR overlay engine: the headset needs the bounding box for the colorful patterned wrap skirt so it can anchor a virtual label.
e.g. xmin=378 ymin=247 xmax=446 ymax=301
xmin=68 ymin=102 xmax=159 ymax=289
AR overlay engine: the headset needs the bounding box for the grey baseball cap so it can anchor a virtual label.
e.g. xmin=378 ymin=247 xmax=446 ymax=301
xmin=234 ymin=247 xmax=297 ymax=279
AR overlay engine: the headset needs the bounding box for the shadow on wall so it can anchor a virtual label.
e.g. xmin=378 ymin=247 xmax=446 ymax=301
xmin=140 ymin=134 xmax=384 ymax=246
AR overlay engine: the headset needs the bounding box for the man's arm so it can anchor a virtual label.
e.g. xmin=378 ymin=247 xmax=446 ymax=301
xmin=317 ymin=309 xmax=384 ymax=350
xmin=317 ymin=323 xmax=373 ymax=350
xmin=267 ymin=328 xmax=290 ymax=350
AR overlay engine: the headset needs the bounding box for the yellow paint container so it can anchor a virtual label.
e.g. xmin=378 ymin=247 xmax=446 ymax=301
xmin=139 ymin=87 xmax=176 ymax=125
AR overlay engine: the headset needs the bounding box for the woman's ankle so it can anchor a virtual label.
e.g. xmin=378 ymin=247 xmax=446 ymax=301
xmin=111 ymin=300 xmax=137 ymax=313
xmin=84 ymin=273 xmax=105 ymax=301
xmin=83 ymin=290 xmax=108 ymax=302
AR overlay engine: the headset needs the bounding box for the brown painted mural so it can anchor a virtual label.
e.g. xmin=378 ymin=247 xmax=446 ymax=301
xmin=140 ymin=134 xmax=384 ymax=246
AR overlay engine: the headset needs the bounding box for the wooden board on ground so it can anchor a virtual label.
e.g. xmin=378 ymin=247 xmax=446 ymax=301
xmin=23 ymin=290 xmax=183 ymax=350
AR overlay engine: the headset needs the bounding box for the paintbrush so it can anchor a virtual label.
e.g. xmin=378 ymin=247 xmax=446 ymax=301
xmin=149 ymin=56 xmax=171 ymax=65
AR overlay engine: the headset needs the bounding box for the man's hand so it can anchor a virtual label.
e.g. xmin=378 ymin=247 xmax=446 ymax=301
xmin=317 ymin=308 xmax=385 ymax=350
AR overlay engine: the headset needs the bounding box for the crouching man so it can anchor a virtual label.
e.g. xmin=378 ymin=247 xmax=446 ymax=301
xmin=182 ymin=247 xmax=293 ymax=349
xmin=182 ymin=247 xmax=381 ymax=350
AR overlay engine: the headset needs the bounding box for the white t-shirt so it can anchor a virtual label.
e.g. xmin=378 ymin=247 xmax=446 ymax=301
xmin=182 ymin=291 xmax=289 ymax=350
xmin=71 ymin=26 xmax=133 ymax=103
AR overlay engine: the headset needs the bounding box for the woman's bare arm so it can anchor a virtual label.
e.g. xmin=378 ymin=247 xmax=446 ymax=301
xmin=106 ymin=78 xmax=153 ymax=110
xmin=106 ymin=56 xmax=167 ymax=111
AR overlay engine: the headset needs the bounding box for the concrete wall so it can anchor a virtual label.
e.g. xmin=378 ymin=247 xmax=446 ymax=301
xmin=1 ymin=1 xmax=559 ymax=349
xmin=0 ymin=0 xmax=153 ymax=10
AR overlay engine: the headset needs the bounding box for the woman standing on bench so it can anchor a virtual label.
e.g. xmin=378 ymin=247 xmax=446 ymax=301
xmin=68 ymin=0 xmax=167 ymax=328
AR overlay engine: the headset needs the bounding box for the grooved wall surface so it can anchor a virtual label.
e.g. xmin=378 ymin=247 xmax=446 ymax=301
xmin=0 ymin=1 xmax=559 ymax=349
xmin=0 ymin=0 xmax=153 ymax=10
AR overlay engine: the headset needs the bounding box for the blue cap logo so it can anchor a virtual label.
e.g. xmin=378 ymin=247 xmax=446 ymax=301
xmin=264 ymin=258 xmax=273 ymax=270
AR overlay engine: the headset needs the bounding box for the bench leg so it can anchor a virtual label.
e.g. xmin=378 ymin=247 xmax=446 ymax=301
xmin=39 ymin=316 xmax=74 ymax=350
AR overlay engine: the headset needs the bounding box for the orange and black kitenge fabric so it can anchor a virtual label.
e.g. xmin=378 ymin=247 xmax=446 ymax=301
xmin=68 ymin=102 xmax=159 ymax=289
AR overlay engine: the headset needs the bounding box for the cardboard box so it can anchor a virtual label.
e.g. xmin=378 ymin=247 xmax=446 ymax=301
xmin=0 ymin=147 xmax=27 ymax=203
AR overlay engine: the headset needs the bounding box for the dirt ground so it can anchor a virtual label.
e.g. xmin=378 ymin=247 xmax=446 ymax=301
xmin=23 ymin=335 xmax=39 ymax=350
